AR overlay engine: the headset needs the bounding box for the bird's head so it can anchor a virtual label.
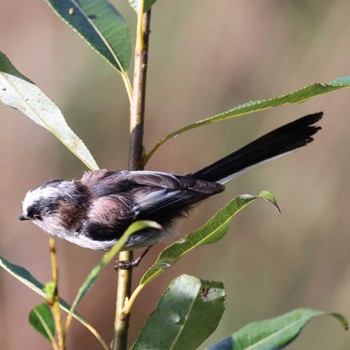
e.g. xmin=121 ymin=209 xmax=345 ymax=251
xmin=19 ymin=180 xmax=82 ymax=236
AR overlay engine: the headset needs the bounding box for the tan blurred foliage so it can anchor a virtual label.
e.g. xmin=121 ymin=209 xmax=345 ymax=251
xmin=1 ymin=1 xmax=350 ymax=349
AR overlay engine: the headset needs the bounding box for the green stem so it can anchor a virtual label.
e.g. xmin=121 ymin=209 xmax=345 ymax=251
xmin=48 ymin=238 xmax=65 ymax=350
xmin=114 ymin=256 xmax=133 ymax=350
xmin=128 ymin=12 xmax=151 ymax=171
xmin=113 ymin=2 xmax=152 ymax=350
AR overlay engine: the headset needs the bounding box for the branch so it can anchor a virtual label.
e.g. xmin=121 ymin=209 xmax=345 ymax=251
xmin=114 ymin=4 xmax=152 ymax=350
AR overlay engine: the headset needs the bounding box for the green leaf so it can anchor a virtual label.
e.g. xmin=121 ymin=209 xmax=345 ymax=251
xmin=144 ymin=76 xmax=350 ymax=164
xmin=132 ymin=274 xmax=226 ymax=350
xmin=0 ymin=222 xmax=160 ymax=349
xmin=0 ymin=255 xmax=108 ymax=350
xmin=45 ymin=0 xmax=131 ymax=73
xmin=29 ymin=303 xmax=55 ymax=342
xmin=0 ymin=52 xmax=99 ymax=171
xmin=0 ymin=255 xmax=46 ymax=296
xmin=128 ymin=0 xmax=158 ymax=12
xmin=71 ymin=220 xmax=161 ymax=309
xmin=140 ymin=191 xmax=278 ymax=286
xmin=207 ymin=309 xmax=348 ymax=350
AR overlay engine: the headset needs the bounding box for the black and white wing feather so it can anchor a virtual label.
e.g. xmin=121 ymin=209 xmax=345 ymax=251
xmin=79 ymin=169 xmax=223 ymax=244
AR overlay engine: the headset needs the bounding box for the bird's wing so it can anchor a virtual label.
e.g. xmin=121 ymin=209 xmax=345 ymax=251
xmin=80 ymin=169 xmax=224 ymax=225
xmin=127 ymin=171 xmax=224 ymax=220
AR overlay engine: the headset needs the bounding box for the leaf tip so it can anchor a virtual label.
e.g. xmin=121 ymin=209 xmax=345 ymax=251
xmin=258 ymin=190 xmax=281 ymax=213
xmin=330 ymin=312 xmax=349 ymax=331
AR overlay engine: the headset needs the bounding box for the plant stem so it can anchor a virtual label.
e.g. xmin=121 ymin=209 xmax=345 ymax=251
xmin=49 ymin=238 xmax=65 ymax=350
xmin=114 ymin=259 xmax=132 ymax=350
xmin=113 ymin=4 xmax=152 ymax=350
xmin=128 ymin=11 xmax=151 ymax=171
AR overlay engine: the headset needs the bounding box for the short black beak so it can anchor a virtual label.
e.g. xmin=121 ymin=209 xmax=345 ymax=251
xmin=19 ymin=214 xmax=29 ymax=221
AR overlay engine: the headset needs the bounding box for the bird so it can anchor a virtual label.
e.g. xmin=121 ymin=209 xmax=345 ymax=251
xmin=19 ymin=112 xmax=322 ymax=256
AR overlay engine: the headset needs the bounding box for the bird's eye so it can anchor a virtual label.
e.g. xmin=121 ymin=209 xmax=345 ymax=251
xmin=33 ymin=214 xmax=42 ymax=221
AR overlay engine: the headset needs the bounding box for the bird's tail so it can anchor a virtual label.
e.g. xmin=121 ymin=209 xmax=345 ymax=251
xmin=189 ymin=112 xmax=323 ymax=184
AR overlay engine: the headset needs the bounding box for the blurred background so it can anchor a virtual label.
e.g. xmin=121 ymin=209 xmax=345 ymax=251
xmin=1 ymin=0 xmax=350 ymax=349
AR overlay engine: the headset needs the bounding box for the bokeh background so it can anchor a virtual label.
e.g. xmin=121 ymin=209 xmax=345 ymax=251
xmin=1 ymin=1 xmax=350 ymax=349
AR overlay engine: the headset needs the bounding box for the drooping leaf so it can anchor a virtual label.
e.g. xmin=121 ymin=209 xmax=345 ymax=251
xmin=0 ymin=255 xmax=108 ymax=350
xmin=0 ymin=255 xmax=46 ymax=297
xmin=207 ymin=309 xmax=348 ymax=350
xmin=0 ymin=52 xmax=98 ymax=170
xmin=63 ymin=220 xmax=161 ymax=336
xmin=45 ymin=0 xmax=131 ymax=73
xmin=29 ymin=303 xmax=55 ymax=342
xmin=128 ymin=0 xmax=158 ymax=12
xmin=140 ymin=191 xmax=278 ymax=286
xmin=71 ymin=220 xmax=161 ymax=309
xmin=132 ymin=274 xmax=226 ymax=350
xmin=144 ymin=76 xmax=350 ymax=164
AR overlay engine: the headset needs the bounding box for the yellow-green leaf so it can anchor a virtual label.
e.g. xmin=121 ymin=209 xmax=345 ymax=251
xmin=0 ymin=51 xmax=98 ymax=170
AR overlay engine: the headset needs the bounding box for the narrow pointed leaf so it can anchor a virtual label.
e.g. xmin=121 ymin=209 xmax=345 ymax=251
xmin=128 ymin=0 xmax=157 ymax=12
xmin=71 ymin=220 xmax=161 ymax=308
xmin=0 ymin=255 xmax=46 ymax=297
xmin=132 ymin=274 xmax=226 ymax=350
xmin=29 ymin=303 xmax=55 ymax=342
xmin=0 ymin=52 xmax=98 ymax=170
xmin=63 ymin=220 xmax=161 ymax=337
xmin=207 ymin=309 xmax=348 ymax=350
xmin=140 ymin=191 xmax=278 ymax=286
xmin=145 ymin=76 xmax=350 ymax=163
xmin=45 ymin=0 xmax=131 ymax=72
xmin=0 ymin=255 xmax=108 ymax=350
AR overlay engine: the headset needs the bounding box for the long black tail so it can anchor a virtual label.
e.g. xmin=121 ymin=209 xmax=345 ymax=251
xmin=190 ymin=112 xmax=323 ymax=183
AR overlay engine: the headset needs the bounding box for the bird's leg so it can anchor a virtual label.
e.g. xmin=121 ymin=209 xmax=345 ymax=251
xmin=115 ymin=247 xmax=151 ymax=270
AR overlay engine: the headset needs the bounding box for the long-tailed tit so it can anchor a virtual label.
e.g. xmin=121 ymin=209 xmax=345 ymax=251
xmin=19 ymin=113 xmax=322 ymax=252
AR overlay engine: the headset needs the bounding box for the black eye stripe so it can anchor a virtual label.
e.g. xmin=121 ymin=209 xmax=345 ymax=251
xmin=34 ymin=214 xmax=43 ymax=221
xmin=27 ymin=199 xmax=59 ymax=219
xmin=40 ymin=199 xmax=59 ymax=212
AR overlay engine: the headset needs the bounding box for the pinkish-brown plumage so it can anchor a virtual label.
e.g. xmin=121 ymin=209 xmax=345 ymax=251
xmin=19 ymin=113 xmax=323 ymax=251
